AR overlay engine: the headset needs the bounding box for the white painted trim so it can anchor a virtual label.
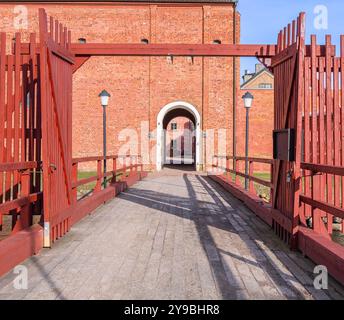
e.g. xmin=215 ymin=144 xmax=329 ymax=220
xmin=156 ymin=101 xmax=202 ymax=171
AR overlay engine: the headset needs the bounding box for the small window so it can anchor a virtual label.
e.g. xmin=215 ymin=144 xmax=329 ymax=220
xmin=258 ymin=83 xmax=273 ymax=89
xmin=213 ymin=40 xmax=222 ymax=44
xmin=171 ymin=123 xmax=177 ymax=130
xmin=141 ymin=38 xmax=149 ymax=44
xmin=78 ymin=38 xmax=86 ymax=44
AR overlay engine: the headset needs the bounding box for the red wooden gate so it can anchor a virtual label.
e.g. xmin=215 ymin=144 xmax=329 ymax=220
xmin=0 ymin=31 xmax=42 ymax=235
xmin=271 ymin=13 xmax=305 ymax=246
xmin=38 ymin=9 xmax=74 ymax=247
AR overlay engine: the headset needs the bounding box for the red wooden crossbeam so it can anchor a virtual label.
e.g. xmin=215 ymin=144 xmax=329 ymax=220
xmin=300 ymin=195 xmax=344 ymax=220
xmin=18 ymin=43 xmax=277 ymax=57
xmin=301 ymin=162 xmax=344 ymax=176
xmin=17 ymin=42 xmax=336 ymax=58
xmin=70 ymin=43 xmax=277 ymax=57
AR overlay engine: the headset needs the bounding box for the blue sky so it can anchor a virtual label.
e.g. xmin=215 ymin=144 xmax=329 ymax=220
xmin=238 ymin=0 xmax=343 ymax=81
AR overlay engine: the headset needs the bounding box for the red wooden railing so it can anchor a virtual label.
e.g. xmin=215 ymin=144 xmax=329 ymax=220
xmin=212 ymin=155 xmax=274 ymax=203
xmin=71 ymin=155 xmax=143 ymax=202
xmin=0 ymin=161 xmax=42 ymax=237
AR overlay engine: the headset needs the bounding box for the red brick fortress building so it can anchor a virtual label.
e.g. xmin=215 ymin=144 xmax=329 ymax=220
xmin=0 ymin=1 xmax=273 ymax=171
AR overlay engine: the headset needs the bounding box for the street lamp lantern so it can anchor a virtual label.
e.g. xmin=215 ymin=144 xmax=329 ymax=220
xmin=99 ymin=89 xmax=111 ymax=107
xmin=99 ymin=89 xmax=111 ymax=188
xmin=242 ymin=92 xmax=254 ymax=191
xmin=242 ymin=91 xmax=254 ymax=109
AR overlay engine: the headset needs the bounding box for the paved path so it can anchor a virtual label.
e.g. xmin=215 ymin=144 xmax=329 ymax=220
xmin=0 ymin=169 xmax=344 ymax=300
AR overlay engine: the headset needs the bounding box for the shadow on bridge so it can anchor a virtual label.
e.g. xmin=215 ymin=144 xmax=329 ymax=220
xmin=118 ymin=174 xmax=326 ymax=299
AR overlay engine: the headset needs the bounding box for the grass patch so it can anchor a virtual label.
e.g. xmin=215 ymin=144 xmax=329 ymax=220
xmin=76 ymin=171 xmax=130 ymax=197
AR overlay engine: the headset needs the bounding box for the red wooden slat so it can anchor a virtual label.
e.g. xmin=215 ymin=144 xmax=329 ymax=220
xmin=325 ymin=35 xmax=333 ymax=234
xmin=319 ymin=57 xmax=326 ymax=217
xmin=13 ymin=33 xmax=21 ymax=199
xmin=0 ymin=33 xmax=6 ymax=206
xmin=310 ymin=35 xmax=323 ymax=232
xmin=287 ymin=24 xmax=291 ymax=46
xmin=333 ymin=57 xmax=340 ymax=210
xmin=292 ymin=20 xmax=296 ymax=44
xmin=5 ymin=54 xmax=14 ymax=202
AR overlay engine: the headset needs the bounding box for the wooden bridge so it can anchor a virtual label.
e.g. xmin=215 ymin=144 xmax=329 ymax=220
xmin=0 ymin=9 xmax=344 ymax=299
xmin=0 ymin=167 xmax=343 ymax=300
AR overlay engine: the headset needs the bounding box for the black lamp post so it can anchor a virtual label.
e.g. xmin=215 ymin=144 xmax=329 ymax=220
xmin=242 ymin=92 xmax=254 ymax=191
xmin=99 ymin=89 xmax=111 ymax=188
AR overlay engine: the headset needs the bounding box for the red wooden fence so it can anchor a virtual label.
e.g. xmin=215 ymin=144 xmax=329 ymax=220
xmin=0 ymin=31 xmax=42 ymax=238
xmin=0 ymin=9 xmax=147 ymax=277
xmin=212 ymin=13 xmax=344 ymax=286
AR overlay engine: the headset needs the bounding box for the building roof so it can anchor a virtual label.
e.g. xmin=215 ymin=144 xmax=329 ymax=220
xmin=241 ymin=68 xmax=274 ymax=89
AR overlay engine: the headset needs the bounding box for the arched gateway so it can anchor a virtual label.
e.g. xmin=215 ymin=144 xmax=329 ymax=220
xmin=156 ymin=101 xmax=202 ymax=171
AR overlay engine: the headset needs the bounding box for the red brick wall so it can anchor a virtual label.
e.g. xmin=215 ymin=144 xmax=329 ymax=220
xmin=237 ymin=89 xmax=274 ymax=171
xmin=0 ymin=3 xmax=256 ymax=171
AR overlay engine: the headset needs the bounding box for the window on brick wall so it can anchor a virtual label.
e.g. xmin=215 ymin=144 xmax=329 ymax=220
xmin=78 ymin=38 xmax=86 ymax=44
xmin=258 ymin=83 xmax=273 ymax=89
xmin=171 ymin=123 xmax=177 ymax=130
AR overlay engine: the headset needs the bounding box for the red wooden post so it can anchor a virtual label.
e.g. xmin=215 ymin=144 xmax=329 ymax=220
xmin=235 ymin=160 xmax=240 ymax=185
xmin=123 ymin=157 xmax=127 ymax=178
xmin=226 ymin=157 xmax=231 ymax=182
xmin=111 ymin=157 xmax=117 ymax=183
xmin=325 ymin=35 xmax=333 ymax=235
xmin=95 ymin=160 xmax=102 ymax=192
xmin=71 ymin=162 xmax=78 ymax=203
xmin=132 ymin=156 xmax=136 ymax=173
xmin=12 ymin=169 xmax=31 ymax=233
xmin=0 ymin=33 xmax=5 ymax=205
xmin=270 ymin=162 xmax=274 ymax=205
xmin=140 ymin=156 xmax=143 ymax=172
xmin=249 ymin=161 xmax=254 ymax=194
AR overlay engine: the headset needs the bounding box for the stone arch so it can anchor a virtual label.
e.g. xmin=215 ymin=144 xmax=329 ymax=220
xmin=156 ymin=101 xmax=202 ymax=171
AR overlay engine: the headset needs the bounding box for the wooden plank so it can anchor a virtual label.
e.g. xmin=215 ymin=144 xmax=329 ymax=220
xmin=301 ymin=162 xmax=344 ymax=175
xmin=0 ymin=192 xmax=42 ymax=215
xmin=46 ymin=38 xmax=75 ymax=64
xmin=318 ymin=57 xmax=326 ymax=220
xmin=325 ymin=35 xmax=333 ymax=234
xmin=300 ymin=195 xmax=344 ymax=224
xmin=5 ymin=54 xmax=14 ymax=202
xmin=0 ymin=33 xmax=6 ymax=205
xmin=70 ymin=43 xmax=278 ymax=57
xmin=39 ymin=8 xmax=52 ymax=247
xmin=12 ymin=33 xmax=21 ymax=201
xmin=0 ymin=161 xmax=40 ymax=172
xmin=0 ymin=225 xmax=43 ymax=278
xmin=304 ymin=57 xmax=311 ymax=218
xmin=333 ymin=57 xmax=341 ymax=209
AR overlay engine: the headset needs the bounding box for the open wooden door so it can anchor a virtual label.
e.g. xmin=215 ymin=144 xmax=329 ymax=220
xmin=39 ymin=9 xmax=74 ymax=247
xmin=271 ymin=13 xmax=305 ymax=246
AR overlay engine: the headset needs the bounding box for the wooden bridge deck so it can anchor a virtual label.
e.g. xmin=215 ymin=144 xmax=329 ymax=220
xmin=0 ymin=168 xmax=343 ymax=300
